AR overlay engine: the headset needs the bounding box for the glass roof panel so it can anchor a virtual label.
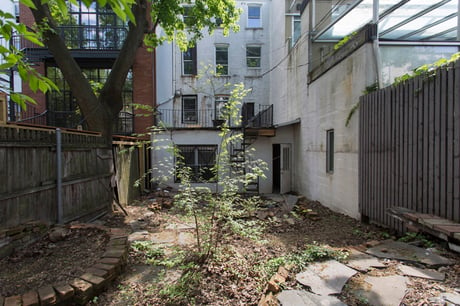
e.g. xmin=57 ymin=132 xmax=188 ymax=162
xmin=382 ymin=9 xmax=458 ymax=40
xmin=315 ymin=0 xmax=459 ymax=41
xmin=319 ymin=0 xmax=373 ymax=40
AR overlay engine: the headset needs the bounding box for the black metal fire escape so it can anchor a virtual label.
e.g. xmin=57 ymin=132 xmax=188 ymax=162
xmin=229 ymin=103 xmax=275 ymax=194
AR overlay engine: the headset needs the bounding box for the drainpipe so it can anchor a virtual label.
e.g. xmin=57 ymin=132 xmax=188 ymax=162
xmin=56 ymin=128 xmax=63 ymax=224
xmin=308 ymin=0 xmax=316 ymax=80
xmin=372 ymin=0 xmax=383 ymax=89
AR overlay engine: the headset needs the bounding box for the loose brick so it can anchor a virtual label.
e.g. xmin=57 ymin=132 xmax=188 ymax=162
xmin=108 ymin=237 xmax=127 ymax=246
xmin=69 ymin=278 xmax=93 ymax=305
xmin=37 ymin=286 xmax=56 ymax=305
xmin=102 ymin=248 xmax=127 ymax=259
xmin=266 ymin=280 xmax=280 ymax=293
xmin=86 ymin=267 xmax=110 ymax=278
xmin=4 ymin=295 xmax=21 ymax=306
xmin=22 ymin=290 xmax=39 ymax=306
xmin=99 ymin=257 xmax=123 ymax=269
xmin=277 ymin=266 xmax=289 ymax=279
xmin=53 ymin=284 xmax=74 ymax=301
xmin=110 ymin=228 xmax=128 ymax=237
xmin=79 ymin=273 xmax=107 ymax=291
xmin=258 ymin=292 xmax=275 ymax=306
xmin=6 ymin=227 xmax=25 ymax=236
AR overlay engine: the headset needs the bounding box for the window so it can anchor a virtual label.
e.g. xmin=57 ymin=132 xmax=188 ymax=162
xmin=176 ymin=145 xmax=218 ymax=182
xmin=183 ymin=47 xmax=197 ymax=75
xmin=215 ymin=45 xmax=229 ymax=75
xmin=46 ymin=66 xmax=133 ymax=132
xmin=182 ymin=5 xmax=197 ymax=27
xmin=292 ymin=16 xmax=301 ymax=46
xmin=62 ymin=1 xmax=127 ymax=49
xmin=248 ymin=5 xmax=261 ymax=28
xmin=215 ymin=96 xmax=229 ymax=120
xmin=246 ymin=45 xmax=261 ymax=68
xmin=326 ymin=129 xmax=334 ymax=173
xmin=182 ymin=95 xmax=197 ymax=123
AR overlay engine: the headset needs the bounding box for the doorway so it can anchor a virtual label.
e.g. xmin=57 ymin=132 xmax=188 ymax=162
xmin=273 ymin=143 xmax=291 ymax=194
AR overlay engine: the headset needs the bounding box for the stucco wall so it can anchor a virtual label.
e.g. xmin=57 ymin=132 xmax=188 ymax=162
xmin=297 ymin=44 xmax=377 ymax=219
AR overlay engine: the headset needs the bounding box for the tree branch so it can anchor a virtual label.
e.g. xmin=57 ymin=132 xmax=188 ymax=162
xmin=100 ymin=0 xmax=149 ymax=115
xmin=30 ymin=0 xmax=104 ymax=130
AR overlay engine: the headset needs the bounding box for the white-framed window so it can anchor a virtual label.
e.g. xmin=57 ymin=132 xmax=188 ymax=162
xmin=182 ymin=95 xmax=197 ymax=123
xmin=176 ymin=145 xmax=218 ymax=182
xmin=326 ymin=129 xmax=334 ymax=173
xmin=247 ymin=4 xmax=262 ymax=28
xmin=246 ymin=45 xmax=261 ymax=68
xmin=182 ymin=46 xmax=197 ymax=75
xmin=292 ymin=15 xmax=301 ymax=46
xmin=215 ymin=45 xmax=229 ymax=75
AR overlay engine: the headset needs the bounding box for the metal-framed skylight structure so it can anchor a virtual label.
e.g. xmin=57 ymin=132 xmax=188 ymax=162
xmin=313 ymin=0 xmax=459 ymax=42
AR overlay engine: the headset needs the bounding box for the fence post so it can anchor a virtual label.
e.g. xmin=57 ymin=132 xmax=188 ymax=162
xmin=0 ymin=93 xmax=7 ymax=124
xmin=56 ymin=128 xmax=63 ymax=223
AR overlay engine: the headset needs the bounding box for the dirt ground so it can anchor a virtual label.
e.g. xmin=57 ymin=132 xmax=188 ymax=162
xmin=97 ymin=194 xmax=460 ymax=305
xmin=0 ymin=227 xmax=109 ymax=297
xmin=1 ymin=194 xmax=459 ymax=305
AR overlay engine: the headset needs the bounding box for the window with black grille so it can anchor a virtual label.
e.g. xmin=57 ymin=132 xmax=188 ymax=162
xmin=176 ymin=145 xmax=218 ymax=183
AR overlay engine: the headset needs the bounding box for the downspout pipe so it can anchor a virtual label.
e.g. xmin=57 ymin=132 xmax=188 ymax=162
xmin=56 ymin=128 xmax=63 ymax=224
xmin=372 ymin=0 xmax=383 ymax=89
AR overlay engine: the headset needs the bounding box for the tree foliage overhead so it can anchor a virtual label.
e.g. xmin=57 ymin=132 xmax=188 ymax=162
xmin=0 ymin=9 xmax=57 ymax=109
xmin=1 ymin=0 xmax=241 ymax=140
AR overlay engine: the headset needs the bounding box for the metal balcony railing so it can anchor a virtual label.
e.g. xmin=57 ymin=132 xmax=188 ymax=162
xmin=156 ymin=104 xmax=273 ymax=129
xmin=11 ymin=25 xmax=127 ymax=51
xmin=242 ymin=104 xmax=273 ymax=128
xmin=10 ymin=104 xmax=47 ymax=126
xmin=10 ymin=105 xmax=134 ymax=135
xmin=57 ymin=25 xmax=127 ymax=50
xmin=156 ymin=108 xmax=225 ymax=129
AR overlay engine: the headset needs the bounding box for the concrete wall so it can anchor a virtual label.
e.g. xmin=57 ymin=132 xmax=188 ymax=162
xmin=298 ymin=44 xmax=377 ymax=218
xmin=270 ymin=1 xmax=378 ymax=218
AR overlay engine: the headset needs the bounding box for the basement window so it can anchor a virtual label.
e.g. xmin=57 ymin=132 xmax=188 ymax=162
xmin=175 ymin=145 xmax=217 ymax=183
xmin=326 ymin=129 xmax=334 ymax=173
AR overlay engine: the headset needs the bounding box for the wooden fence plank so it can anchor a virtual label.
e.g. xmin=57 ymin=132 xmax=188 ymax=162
xmin=406 ymin=75 xmax=413 ymax=212
xmin=416 ymin=75 xmax=424 ymax=214
xmin=439 ymin=67 xmax=447 ymax=219
xmin=433 ymin=71 xmax=441 ymax=216
xmin=359 ymin=59 xmax=460 ymax=231
xmin=445 ymin=63 xmax=454 ymax=221
xmin=453 ymin=61 xmax=460 ymax=222
xmin=0 ymin=126 xmax=114 ymax=227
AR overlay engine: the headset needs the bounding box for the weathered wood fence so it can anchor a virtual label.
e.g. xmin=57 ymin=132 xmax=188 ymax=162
xmin=359 ymin=60 xmax=460 ymax=232
xmin=0 ymin=125 xmax=113 ymax=227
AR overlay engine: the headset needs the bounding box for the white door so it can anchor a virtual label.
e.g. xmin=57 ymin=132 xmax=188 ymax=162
xmin=280 ymin=144 xmax=291 ymax=194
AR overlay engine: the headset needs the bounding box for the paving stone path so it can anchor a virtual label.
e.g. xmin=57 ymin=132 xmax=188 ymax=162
xmin=276 ymin=240 xmax=460 ymax=306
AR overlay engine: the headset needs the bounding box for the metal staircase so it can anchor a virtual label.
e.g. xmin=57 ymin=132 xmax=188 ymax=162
xmin=228 ymin=104 xmax=275 ymax=194
xmin=229 ymin=131 xmax=259 ymax=193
